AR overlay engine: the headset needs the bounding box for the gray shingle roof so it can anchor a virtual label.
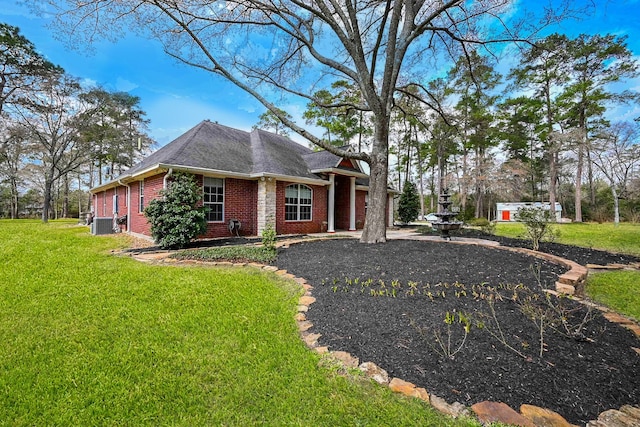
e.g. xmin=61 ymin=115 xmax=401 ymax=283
xmin=120 ymin=120 xmax=348 ymax=182
xmin=125 ymin=121 xmax=255 ymax=176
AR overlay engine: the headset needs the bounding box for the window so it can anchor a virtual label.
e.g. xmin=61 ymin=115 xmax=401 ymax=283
xmin=285 ymin=184 xmax=312 ymax=221
xmin=204 ymin=177 xmax=224 ymax=222
xmin=138 ymin=180 xmax=145 ymax=213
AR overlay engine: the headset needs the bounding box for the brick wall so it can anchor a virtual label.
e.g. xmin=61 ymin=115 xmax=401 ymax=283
xmin=276 ymin=181 xmax=328 ymax=235
xmin=94 ymin=173 xmax=370 ymax=239
xmin=356 ymin=190 xmax=366 ymax=229
xmin=334 ymin=176 xmax=351 ymax=229
xmin=130 ymin=174 xmax=165 ymax=236
xmin=196 ymin=177 xmax=258 ymax=238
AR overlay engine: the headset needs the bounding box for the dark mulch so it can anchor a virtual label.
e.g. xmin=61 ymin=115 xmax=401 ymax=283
xmin=437 ymin=228 xmax=640 ymax=266
xmin=275 ymin=238 xmax=640 ymax=426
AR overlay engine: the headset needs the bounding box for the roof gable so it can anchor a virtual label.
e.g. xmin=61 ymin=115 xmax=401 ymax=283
xmin=126 ymin=121 xmax=254 ymax=176
xmin=98 ymin=120 xmax=369 ymax=193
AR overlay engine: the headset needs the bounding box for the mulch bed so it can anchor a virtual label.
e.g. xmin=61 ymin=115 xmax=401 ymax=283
xmin=275 ymin=237 xmax=640 ymax=425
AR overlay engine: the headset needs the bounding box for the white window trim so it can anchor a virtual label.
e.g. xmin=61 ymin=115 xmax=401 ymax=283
xmin=285 ymin=183 xmax=313 ymax=222
xmin=138 ymin=180 xmax=145 ymax=213
xmin=203 ymin=177 xmax=225 ymax=223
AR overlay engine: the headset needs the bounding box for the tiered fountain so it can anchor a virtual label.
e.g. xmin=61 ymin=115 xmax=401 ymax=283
xmin=432 ymin=188 xmax=462 ymax=240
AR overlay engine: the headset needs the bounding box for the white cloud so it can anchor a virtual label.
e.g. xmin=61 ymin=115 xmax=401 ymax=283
xmin=116 ymin=77 xmax=139 ymax=92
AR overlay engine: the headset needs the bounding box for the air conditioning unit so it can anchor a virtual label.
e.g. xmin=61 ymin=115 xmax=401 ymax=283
xmin=91 ymin=217 xmax=114 ymax=235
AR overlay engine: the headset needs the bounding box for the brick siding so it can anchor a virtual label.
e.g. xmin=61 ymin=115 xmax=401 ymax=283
xmin=276 ymin=181 xmax=328 ymax=235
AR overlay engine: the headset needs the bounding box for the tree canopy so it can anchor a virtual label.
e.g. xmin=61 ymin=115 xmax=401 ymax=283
xmin=35 ymin=0 xmax=578 ymax=242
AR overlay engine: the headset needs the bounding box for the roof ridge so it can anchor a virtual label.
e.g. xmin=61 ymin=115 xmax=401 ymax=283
xmin=168 ymin=120 xmax=209 ymax=163
xmin=249 ymin=129 xmax=265 ymax=174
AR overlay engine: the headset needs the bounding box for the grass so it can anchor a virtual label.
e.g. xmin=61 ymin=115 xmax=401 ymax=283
xmin=494 ymin=221 xmax=640 ymax=256
xmin=585 ymin=271 xmax=640 ymax=321
xmin=0 ymin=219 xmax=476 ymax=426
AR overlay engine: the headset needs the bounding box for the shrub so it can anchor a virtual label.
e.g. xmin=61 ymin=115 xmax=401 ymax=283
xmin=262 ymin=223 xmax=277 ymax=253
xmin=514 ymin=206 xmax=558 ymax=251
xmin=398 ymin=181 xmax=420 ymax=224
xmin=467 ymin=217 xmax=489 ymax=227
xmin=144 ymin=172 xmax=207 ymax=249
xmin=467 ymin=217 xmax=496 ymax=235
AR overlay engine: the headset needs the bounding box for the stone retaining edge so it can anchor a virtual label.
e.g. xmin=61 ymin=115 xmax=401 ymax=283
xmin=128 ymin=243 xmax=639 ymax=427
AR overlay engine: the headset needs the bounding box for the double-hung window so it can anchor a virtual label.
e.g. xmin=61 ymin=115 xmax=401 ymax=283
xmin=138 ymin=181 xmax=144 ymax=213
xmin=204 ymin=177 xmax=224 ymax=222
xmin=285 ymin=184 xmax=312 ymax=221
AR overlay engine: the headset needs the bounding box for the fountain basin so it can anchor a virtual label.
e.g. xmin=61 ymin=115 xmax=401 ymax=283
xmin=432 ymin=222 xmax=463 ymax=231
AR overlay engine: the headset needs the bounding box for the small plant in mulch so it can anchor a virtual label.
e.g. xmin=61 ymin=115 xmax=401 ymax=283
xmin=261 ymin=223 xmax=277 ymax=253
xmin=515 ymin=206 xmax=560 ymax=251
xmin=321 ymin=276 xmax=596 ymax=362
xmin=170 ymin=245 xmax=277 ymax=263
xmin=410 ymin=310 xmax=472 ymax=360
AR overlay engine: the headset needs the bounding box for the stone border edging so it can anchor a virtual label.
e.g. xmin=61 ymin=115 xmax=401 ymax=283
xmin=125 ymin=240 xmax=639 ymax=427
xmin=284 ymin=237 xmax=639 ymax=427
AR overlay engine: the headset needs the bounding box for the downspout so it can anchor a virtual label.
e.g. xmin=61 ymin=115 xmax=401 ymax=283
xmin=118 ymin=179 xmax=131 ymax=233
xmin=163 ymin=168 xmax=174 ymax=191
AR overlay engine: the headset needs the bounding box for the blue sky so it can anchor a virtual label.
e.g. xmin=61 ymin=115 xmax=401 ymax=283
xmin=1 ymin=0 xmax=639 ymax=147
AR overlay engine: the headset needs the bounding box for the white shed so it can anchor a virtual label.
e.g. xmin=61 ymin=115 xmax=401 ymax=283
xmin=496 ymin=202 xmax=562 ymax=222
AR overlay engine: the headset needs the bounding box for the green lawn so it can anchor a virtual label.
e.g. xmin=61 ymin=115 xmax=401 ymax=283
xmin=0 ymin=220 xmax=476 ymax=426
xmin=586 ymin=271 xmax=640 ymax=321
xmin=494 ymin=221 xmax=640 ymax=256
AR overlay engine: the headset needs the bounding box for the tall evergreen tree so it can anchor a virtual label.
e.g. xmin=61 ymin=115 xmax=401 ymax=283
xmin=398 ymin=180 xmax=420 ymax=224
xmin=448 ymin=51 xmax=501 ymax=218
xmin=559 ymin=34 xmax=639 ymax=222
xmin=510 ymin=34 xmax=571 ymax=219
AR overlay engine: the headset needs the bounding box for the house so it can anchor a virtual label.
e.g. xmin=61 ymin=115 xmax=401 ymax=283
xmin=496 ymin=202 xmax=563 ymax=222
xmin=90 ymin=120 xmax=393 ymax=239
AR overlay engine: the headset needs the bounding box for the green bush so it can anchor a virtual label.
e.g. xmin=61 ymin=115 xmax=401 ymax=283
xmin=261 ymin=223 xmax=277 ymax=253
xmin=467 ymin=217 xmax=496 ymax=235
xmin=398 ymin=181 xmax=420 ymax=224
xmin=514 ymin=206 xmax=558 ymax=251
xmin=467 ymin=217 xmax=490 ymax=227
xmin=144 ymin=172 xmax=207 ymax=249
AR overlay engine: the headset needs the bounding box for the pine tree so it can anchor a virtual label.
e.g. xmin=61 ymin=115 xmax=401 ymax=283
xmin=398 ymin=181 xmax=420 ymax=224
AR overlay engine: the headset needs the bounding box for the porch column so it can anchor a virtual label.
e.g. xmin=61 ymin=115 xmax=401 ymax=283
xmin=387 ymin=193 xmax=394 ymax=228
xmin=257 ymin=177 xmax=277 ymax=235
xmin=327 ymin=174 xmax=335 ymax=233
xmin=349 ymin=176 xmax=356 ymax=231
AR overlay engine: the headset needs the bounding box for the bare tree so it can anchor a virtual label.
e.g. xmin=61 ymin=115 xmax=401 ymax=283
xmin=13 ymin=73 xmax=90 ymax=222
xmin=40 ymin=0 xmax=577 ymax=242
xmin=0 ymin=124 xmax=32 ymax=218
xmin=591 ymin=122 xmax=640 ymax=225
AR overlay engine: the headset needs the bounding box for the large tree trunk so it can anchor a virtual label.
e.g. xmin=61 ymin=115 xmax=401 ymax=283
xmin=10 ymin=177 xmax=19 ymax=219
xmin=62 ymin=173 xmax=70 ymax=218
xmin=611 ymin=185 xmax=620 ymax=225
xmin=548 ymin=149 xmax=558 ymax=220
xmin=360 ymin=121 xmax=389 ymax=244
xmin=575 ymin=143 xmax=583 ymax=222
xmin=42 ymin=175 xmax=53 ymax=223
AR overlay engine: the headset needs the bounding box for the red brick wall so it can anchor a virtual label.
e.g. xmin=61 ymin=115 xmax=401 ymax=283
xmin=130 ymin=174 xmax=165 ymax=236
xmin=195 ymin=176 xmax=258 ymax=238
xmin=94 ymin=173 xmax=370 ymax=238
xmin=333 ymin=178 xmax=367 ymax=230
xmin=356 ymin=190 xmax=366 ymax=229
xmin=276 ymin=181 xmax=327 ymax=235
xmin=92 ymin=186 xmax=130 ymax=232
